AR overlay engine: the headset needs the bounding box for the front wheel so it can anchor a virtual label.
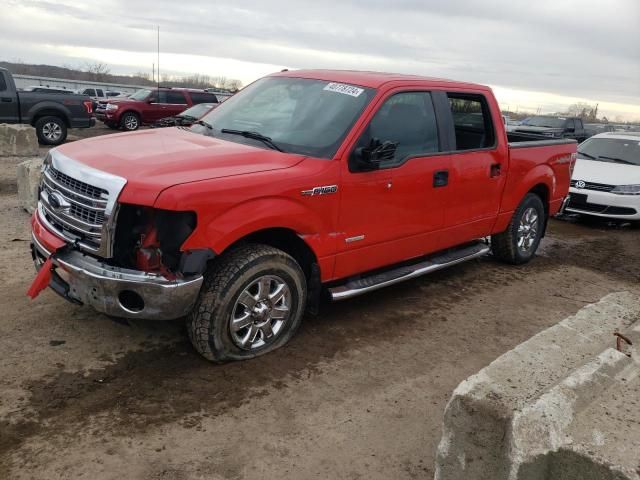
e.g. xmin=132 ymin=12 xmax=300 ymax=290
xmin=491 ymin=193 xmax=545 ymax=265
xmin=187 ymin=244 xmax=307 ymax=363
xmin=120 ymin=112 xmax=140 ymax=131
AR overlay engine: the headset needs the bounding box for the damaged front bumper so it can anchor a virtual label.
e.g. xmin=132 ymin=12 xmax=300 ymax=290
xmin=30 ymin=216 xmax=204 ymax=321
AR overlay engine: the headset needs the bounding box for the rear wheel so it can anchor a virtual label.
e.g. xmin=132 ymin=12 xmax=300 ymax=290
xmin=186 ymin=244 xmax=307 ymax=363
xmin=120 ymin=112 xmax=140 ymax=131
xmin=491 ymin=193 xmax=545 ymax=264
xmin=35 ymin=116 xmax=67 ymax=145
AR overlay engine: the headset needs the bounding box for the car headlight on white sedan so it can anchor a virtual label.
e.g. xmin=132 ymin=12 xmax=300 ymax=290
xmin=105 ymin=104 xmax=119 ymax=111
xmin=611 ymin=184 xmax=640 ymax=195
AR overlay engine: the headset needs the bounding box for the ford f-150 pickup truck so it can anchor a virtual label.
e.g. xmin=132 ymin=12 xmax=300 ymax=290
xmin=0 ymin=68 xmax=95 ymax=145
xmin=513 ymin=115 xmax=588 ymax=142
xmin=28 ymin=70 xmax=576 ymax=362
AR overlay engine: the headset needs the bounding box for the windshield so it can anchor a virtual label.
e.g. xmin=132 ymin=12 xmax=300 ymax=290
xmin=129 ymin=89 xmax=152 ymax=101
xmin=179 ymin=103 xmax=215 ymax=119
xmin=578 ymin=137 xmax=640 ymax=166
xmin=522 ymin=116 xmax=566 ymax=128
xmin=194 ymin=77 xmax=376 ymax=158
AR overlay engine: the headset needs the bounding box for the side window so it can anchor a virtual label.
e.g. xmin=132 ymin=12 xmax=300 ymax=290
xmin=166 ymin=91 xmax=187 ymax=104
xmin=566 ymin=118 xmax=575 ymax=130
xmin=447 ymin=94 xmax=495 ymax=150
xmin=96 ymin=89 xmax=104 ymax=97
xmin=150 ymin=91 xmax=168 ymax=103
xmin=190 ymin=92 xmax=218 ymax=104
xmin=351 ymin=91 xmax=439 ymax=169
xmin=575 ymin=119 xmax=583 ymax=129
xmin=0 ymin=74 xmax=6 ymax=92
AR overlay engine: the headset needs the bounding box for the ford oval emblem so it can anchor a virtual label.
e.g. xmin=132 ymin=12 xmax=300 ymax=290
xmin=575 ymin=180 xmax=586 ymax=189
xmin=48 ymin=192 xmax=69 ymax=211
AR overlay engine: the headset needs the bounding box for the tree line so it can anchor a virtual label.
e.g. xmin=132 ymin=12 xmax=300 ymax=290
xmin=1 ymin=60 xmax=243 ymax=92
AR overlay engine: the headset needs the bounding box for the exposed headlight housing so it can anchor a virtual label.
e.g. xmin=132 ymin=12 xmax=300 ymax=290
xmin=105 ymin=104 xmax=119 ymax=111
xmin=611 ymin=184 xmax=640 ymax=195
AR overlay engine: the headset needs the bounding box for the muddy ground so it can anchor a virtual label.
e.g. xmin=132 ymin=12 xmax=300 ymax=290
xmin=1 ymin=128 xmax=639 ymax=479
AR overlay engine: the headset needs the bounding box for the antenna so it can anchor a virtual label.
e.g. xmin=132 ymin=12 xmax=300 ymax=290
xmin=157 ymin=25 xmax=160 ymax=91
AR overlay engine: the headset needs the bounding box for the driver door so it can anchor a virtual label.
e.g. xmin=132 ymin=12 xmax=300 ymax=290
xmin=334 ymin=90 xmax=448 ymax=279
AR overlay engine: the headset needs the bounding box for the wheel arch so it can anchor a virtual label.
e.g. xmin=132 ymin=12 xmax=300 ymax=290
xmin=31 ymin=108 xmax=70 ymax=127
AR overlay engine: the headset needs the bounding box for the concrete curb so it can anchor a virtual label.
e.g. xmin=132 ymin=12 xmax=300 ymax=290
xmin=16 ymin=157 xmax=43 ymax=214
xmin=435 ymin=291 xmax=640 ymax=480
xmin=0 ymin=124 xmax=39 ymax=157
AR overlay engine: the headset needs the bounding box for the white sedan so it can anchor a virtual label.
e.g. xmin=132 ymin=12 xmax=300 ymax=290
xmin=566 ymin=132 xmax=640 ymax=221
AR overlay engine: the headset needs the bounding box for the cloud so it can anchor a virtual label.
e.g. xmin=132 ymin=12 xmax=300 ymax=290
xmin=2 ymin=0 xmax=639 ymax=118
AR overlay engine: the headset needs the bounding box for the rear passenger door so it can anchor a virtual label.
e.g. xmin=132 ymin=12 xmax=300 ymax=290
xmin=165 ymin=91 xmax=189 ymax=116
xmin=440 ymin=92 xmax=507 ymax=242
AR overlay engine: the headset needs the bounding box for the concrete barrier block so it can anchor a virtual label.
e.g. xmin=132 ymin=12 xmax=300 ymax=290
xmin=0 ymin=124 xmax=39 ymax=157
xmin=16 ymin=157 xmax=43 ymax=214
xmin=435 ymin=291 xmax=640 ymax=480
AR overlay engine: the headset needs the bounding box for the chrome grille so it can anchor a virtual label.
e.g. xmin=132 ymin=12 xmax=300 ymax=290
xmin=40 ymin=165 xmax=109 ymax=252
xmin=49 ymin=166 xmax=108 ymax=199
xmin=570 ymin=180 xmax=615 ymax=192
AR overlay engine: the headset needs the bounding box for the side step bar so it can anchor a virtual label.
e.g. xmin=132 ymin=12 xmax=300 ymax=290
xmin=328 ymin=241 xmax=491 ymax=301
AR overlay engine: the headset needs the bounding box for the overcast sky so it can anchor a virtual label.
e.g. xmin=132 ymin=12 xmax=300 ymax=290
xmin=3 ymin=0 xmax=639 ymax=120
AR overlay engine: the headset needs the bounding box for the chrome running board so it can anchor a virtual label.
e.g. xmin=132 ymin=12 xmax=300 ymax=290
xmin=329 ymin=242 xmax=491 ymax=301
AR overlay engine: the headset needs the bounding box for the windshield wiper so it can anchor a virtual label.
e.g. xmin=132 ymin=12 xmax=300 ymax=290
xmin=578 ymin=151 xmax=596 ymax=159
xmin=598 ymin=155 xmax=635 ymax=165
xmin=194 ymin=119 xmax=213 ymax=129
xmin=221 ymin=128 xmax=284 ymax=152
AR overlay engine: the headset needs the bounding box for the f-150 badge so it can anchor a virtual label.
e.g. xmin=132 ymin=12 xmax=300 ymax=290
xmin=302 ymin=185 xmax=338 ymax=196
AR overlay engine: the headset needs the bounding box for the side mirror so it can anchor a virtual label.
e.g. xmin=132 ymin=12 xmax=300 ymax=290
xmin=565 ymin=126 xmax=575 ymax=132
xmin=353 ymin=138 xmax=398 ymax=170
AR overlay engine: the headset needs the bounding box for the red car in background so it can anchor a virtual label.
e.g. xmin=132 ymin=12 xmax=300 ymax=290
xmin=95 ymin=88 xmax=218 ymax=130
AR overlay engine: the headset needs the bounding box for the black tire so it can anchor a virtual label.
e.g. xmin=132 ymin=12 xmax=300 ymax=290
xmin=34 ymin=116 xmax=67 ymax=145
xmin=491 ymin=193 xmax=545 ymax=265
xmin=120 ymin=111 xmax=140 ymax=131
xmin=187 ymin=244 xmax=307 ymax=363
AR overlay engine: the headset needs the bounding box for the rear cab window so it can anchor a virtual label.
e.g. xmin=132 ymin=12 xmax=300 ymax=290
xmin=0 ymin=74 xmax=6 ymax=91
xmin=447 ymin=93 xmax=496 ymax=151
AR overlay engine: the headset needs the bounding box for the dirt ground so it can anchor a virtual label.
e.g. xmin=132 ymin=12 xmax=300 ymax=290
xmin=1 ymin=129 xmax=639 ymax=479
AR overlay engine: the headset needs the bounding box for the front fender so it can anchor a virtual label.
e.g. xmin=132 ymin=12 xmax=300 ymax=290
xmin=180 ymin=196 xmax=335 ymax=260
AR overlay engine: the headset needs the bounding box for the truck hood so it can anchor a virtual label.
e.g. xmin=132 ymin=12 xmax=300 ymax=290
xmin=54 ymin=127 xmax=306 ymax=205
xmin=572 ymin=158 xmax=640 ymax=185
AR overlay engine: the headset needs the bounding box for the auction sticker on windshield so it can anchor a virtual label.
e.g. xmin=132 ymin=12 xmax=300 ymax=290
xmin=323 ymin=82 xmax=364 ymax=97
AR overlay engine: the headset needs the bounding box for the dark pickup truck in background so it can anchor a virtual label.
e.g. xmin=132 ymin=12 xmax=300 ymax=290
xmin=0 ymin=67 xmax=94 ymax=145
xmin=512 ymin=115 xmax=588 ymax=142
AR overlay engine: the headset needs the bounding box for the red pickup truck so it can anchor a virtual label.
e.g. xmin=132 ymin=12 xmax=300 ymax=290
xmin=95 ymin=87 xmax=218 ymax=131
xmin=29 ymin=70 xmax=576 ymax=362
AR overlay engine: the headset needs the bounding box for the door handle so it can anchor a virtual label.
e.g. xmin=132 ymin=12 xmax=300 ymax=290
xmin=490 ymin=163 xmax=502 ymax=177
xmin=433 ymin=170 xmax=449 ymax=187
xmin=1 ymin=97 xmax=12 ymax=102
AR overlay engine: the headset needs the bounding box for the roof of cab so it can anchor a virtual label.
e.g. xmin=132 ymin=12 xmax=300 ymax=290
xmin=269 ymin=69 xmax=491 ymax=91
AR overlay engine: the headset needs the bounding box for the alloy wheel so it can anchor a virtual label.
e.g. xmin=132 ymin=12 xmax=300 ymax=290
xmin=517 ymin=207 xmax=539 ymax=253
xmin=230 ymin=275 xmax=291 ymax=350
xmin=42 ymin=122 xmax=62 ymax=141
